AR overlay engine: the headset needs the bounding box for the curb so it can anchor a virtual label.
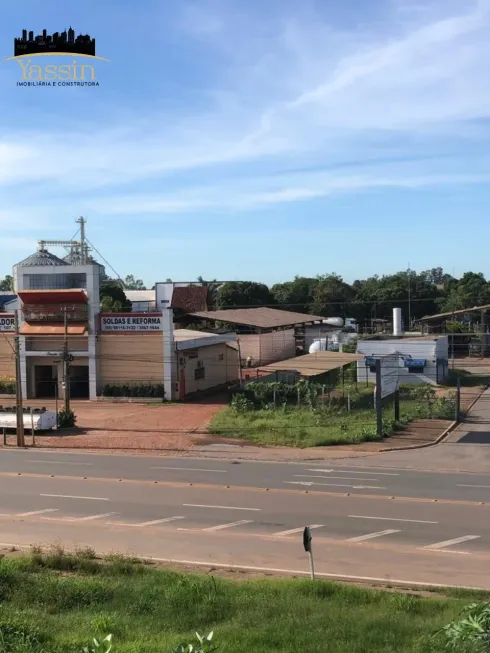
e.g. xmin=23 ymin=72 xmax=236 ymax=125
xmin=379 ymin=384 xmax=489 ymax=453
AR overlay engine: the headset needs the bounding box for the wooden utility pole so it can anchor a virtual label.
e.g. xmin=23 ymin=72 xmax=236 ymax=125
xmin=63 ymin=307 xmax=71 ymax=412
xmin=14 ymin=311 xmax=25 ymax=447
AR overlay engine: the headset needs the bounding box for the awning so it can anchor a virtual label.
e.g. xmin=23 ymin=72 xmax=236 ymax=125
xmin=18 ymin=289 xmax=88 ymax=304
xmin=404 ymin=359 xmax=426 ymax=368
xmin=20 ymin=323 xmax=87 ymax=336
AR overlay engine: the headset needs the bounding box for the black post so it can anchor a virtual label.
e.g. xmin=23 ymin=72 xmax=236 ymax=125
xmin=394 ymin=389 xmax=400 ymax=422
xmin=455 ymin=376 xmax=461 ymax=422
xmin=375 ymin=359 xmax=383 ymax=437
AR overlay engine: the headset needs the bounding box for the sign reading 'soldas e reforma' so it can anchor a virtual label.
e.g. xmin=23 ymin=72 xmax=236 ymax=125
xmin=100 ymin=314 xmax=163 ymax=332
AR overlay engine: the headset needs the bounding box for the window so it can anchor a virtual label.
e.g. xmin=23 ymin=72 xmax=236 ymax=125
xmin=23 ymin=273 xmax=87 ymax=290
xmin=186 ymin=349 xmax=198 ymax=359
xmin=195 ymin=366 xmax=205 ymax=380
xmin=218 ymin=354 xmax=224 ymax=361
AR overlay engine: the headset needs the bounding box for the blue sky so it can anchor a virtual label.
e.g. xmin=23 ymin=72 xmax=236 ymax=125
xmin=1 ymin=0 xmax=490 ymax=287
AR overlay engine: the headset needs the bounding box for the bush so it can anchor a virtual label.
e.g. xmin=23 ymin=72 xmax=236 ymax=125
xmin=57 ymin=409 xmax=77 ymax=429
xmin=101 ymin=383 xmax=165 ymax=398
xmin=439 ymin=601 xmax=490 ymax=652
xmin=0 ymin=377 xmax=15 ymax=394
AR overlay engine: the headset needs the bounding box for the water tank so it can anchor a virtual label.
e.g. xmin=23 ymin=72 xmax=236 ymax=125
xmin=324 ymin=317 xmax=344 ymax=327
xmin=309 ymin=338 xmax=327 ymax=353
xmin=393 ymin=307 xmax=402 ymax=336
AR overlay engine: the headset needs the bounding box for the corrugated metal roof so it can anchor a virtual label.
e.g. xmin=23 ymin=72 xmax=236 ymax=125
xmin=191 ymin=307 xmax=325 ymax=329
xmin=174 ymin=329 xmax=220 ymax=341
xmin=17 ymin=249 xmax=68 ymax=267
xmin=258 ymin=351 xmax=363 ymax=377
xmin=420 ymin=304 xmax=490 ymax=321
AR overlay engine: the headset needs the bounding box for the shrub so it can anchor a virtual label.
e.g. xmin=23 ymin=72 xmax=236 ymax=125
xmin=101 ymin=383 xmax=165 ymax=398
xmin=439 ymin=601 xmax=490 ymax=652
xmin=0 ymin=377 xmax=15 ymax=394
xmin=57 ymin=409 xmax=77 ymax=429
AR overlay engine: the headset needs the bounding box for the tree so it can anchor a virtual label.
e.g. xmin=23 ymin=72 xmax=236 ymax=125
xmin=309 ymin=273 xmax=356 ymax=317
xmin=438 ymin=272 xmax=490 ymax=312
xmin=100 ymin=281 xmax=131 ymax=312
xmin=270 ymin=277 xmax=318 ymax=314
xmin=0 ymin=275 xmax=14 ymax=291
xmin=123 ymin=274 xmax=146 ymax=290
xmin=216 ymin=281 xmax=274 ymax=308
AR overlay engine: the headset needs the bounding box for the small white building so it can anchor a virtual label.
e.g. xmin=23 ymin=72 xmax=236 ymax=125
xmin=356 ymin=336 xmax=449 ymax=386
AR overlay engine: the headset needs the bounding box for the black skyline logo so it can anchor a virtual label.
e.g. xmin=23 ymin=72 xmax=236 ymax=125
xmin=14 ymin=28 xmax=96 ymax=57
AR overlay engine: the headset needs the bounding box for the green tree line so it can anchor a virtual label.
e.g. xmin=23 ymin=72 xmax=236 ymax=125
xmin=199 ymin=267 xmax=490 ymax=326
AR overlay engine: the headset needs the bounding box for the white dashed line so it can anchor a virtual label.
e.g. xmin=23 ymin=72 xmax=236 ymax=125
xmin=40 ymin=494 xmax=109 ymax=501
xmin=16 ymin=509 xmax=59 ymax=517
xmin=274 ymin=525 xmax=323 ymax=537
xmin=63 ymin=512 xmax=118 ymax=522
xmin=151 ymin=467 xmax=227 ymax=473
xmin=114 ymin=516 xmax=186 ymax=527
xmin=423 ymin=535 xmax=481 ymax=550
xmin=183 ymin=504 xmax=261 ymax=511
xmin=202 ymin=520 xmax=253 ymax=531
xmin=307 ymin=469 xmax=399 ymax=476
xmin=346 ymin=529 xmax=400 ymax=542
xmin=348 ymin=515 xmax=438 ymax=524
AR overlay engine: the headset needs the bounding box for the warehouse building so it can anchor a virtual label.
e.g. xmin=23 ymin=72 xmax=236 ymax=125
xmin=189 ymin=307 xmax=326 ymax=366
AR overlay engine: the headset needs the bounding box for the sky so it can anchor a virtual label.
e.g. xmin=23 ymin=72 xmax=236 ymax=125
xmin=1 ymin=0 xmax=490 ymax=287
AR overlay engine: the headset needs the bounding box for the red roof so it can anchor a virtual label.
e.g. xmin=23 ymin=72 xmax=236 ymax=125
xmin=18 ymin=289 xmax=88 ymax=304
xmin=20 ymin=323 xmax=87 ymax=336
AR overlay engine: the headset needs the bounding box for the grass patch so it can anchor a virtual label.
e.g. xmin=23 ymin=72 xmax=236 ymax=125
xmin=210 ymin=388 xmax=452 ymax=447
xmin=0 ymin=550 xmax=483 ymax=653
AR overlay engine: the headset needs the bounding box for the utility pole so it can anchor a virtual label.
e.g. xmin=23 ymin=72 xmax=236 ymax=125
xmin=407 ymin=262 xmax=412 ymax=331
xmin=14 ymin=311 xmax=25 ymax=447
xmin=63 ymin=307 xmax=71 ymax=412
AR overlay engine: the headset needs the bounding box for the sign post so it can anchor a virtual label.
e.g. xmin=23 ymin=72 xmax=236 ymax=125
xmin=375 ymin=359 xmax=383 ymax=438
xmin=303 ymin=526 xmax=315 ymax=580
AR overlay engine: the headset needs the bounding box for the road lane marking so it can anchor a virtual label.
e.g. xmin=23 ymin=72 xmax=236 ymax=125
xmin=59 ymin=512 xmax=118 ymax=522
xmin=423 ymin=535 xmax=481 ymax=550
xmin=348 ymin=515 xmax=438 ymax=524
xmin=346 ymin=529 xmax=400 ymax=542
xmin=16 ymin=509 xmax=59 ymax=517
xmin=285 ymin=482 xmax=386 ymax=489
xmin=274 ymin=525 xmax=323 ymax=537
xmin=26 ymin=460 xmax=92 ymax=466
xmin=295 ymin=475 xmax=380 ymax=481
xmin=114 ymin=516 xmax=186 ymax=527
xmin=308 ymin=469 xmax=399 ymax=476
xmin=183 ymin=504 xmax=261 ymax=511
xmin=40 ymin=494 xmax=109 ymax=501
xmin=151 ymin=467 xmax=227 ymax=473
xmin=203 ymin=520 xmax=254 ymax=532
xmin=458 ymin=484 xmax=490 ymax=489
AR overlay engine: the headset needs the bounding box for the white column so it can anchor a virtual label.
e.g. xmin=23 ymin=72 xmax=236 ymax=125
xmin=19 ymin=335 xmax=27 ymax=399
xmin=88 ymin=334 xmax=97 ymax=400
xmin=162 ymin=308 xmax=176 ymax=401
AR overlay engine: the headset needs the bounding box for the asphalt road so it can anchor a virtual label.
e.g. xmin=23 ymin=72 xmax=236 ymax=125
xmin=2 ymin=449 xmax=490 ymax=502
xmin=0 ymin=449 xmax=489 ymax=588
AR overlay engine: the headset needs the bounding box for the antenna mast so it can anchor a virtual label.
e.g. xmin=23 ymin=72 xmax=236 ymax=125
xmin=76 ymin=216 xmax=87 ymax=264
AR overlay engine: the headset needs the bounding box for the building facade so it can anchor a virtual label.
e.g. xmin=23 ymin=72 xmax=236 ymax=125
xmin=3 ymin=233 xmax=237 ymax=401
